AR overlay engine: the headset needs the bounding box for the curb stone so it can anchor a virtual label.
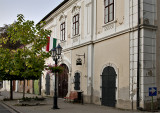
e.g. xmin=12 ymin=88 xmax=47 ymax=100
xmin=1 ymin=101 xmax=22 ymax=113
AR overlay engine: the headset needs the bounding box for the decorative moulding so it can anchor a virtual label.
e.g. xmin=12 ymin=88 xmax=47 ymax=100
xmin=102 ymin=20 xmax=117 ymax=31
xmin=71 ymin=34 xmax=80 ymax=39
xmin=59 ymin=12 xmax=67 ymax=23
xmin=61 ymin=40 xmax=66 ymax=48
xmin=72 ymin=3 xmax=81 ymax=15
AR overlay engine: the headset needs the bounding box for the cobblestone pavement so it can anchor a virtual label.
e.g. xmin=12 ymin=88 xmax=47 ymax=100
xmin=0 ymin=90 xmax=158 ymax=113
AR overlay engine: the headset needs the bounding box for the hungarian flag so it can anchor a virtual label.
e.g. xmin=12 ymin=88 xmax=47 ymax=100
xmin=46 ymin=37 xmax=57 ymax=52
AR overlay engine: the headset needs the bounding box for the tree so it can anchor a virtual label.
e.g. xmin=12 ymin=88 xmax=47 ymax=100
xmin=0 ymin=14 xmax=51 ymax=99
xmin=0 ymin=24 xmax=22 ymax=99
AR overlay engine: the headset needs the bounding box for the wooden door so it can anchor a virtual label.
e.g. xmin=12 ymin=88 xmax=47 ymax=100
xmin=58 ymin=64 xmax=69 ymax=98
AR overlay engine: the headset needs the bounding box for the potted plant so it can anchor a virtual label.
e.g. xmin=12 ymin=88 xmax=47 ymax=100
xmin=18 ymin=96 xmax=46 ymax=106
xmin=45 ymin=64 xmax=63 ymax=74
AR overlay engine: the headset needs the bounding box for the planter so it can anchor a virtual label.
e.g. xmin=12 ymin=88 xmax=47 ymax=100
xmin=18 ymin=98 xmax=46 ymax=106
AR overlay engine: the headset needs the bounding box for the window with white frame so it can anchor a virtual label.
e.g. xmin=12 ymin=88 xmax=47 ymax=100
xmin=73 ymin=14 xmax=79 ymax=36
xmin=59 ymin=13 xmax=67 ymax=41
xmin=60 ymin=22 xmax=65 ymax=41
xmin=104 ymin=0 xmax=114 ymax=23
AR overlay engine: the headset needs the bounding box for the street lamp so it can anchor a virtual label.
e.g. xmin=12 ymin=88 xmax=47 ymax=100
xmin=51 ymin=44 xmax=62 ymax=109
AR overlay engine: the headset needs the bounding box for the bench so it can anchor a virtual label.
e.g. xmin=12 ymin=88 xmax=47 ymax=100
xmin=64 ymin=91 xmax=78 ymax=103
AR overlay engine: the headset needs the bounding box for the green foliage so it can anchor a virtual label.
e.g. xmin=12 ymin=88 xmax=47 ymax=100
xmin=7 ymin=14 xmax=51 ymax=51
xmin=0 ymin=48 xmax=20 ymax=80
xmin=0 ymin=14 xmax=51 ymax=80
xmin=0 ymin=24 xmax=22 ymax=49
xmin=46 ymin=65 xmax=64 ymax=74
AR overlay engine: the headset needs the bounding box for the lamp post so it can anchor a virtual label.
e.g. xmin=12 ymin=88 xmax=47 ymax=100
xmin=51 ymin=44 xmax=62 ymax=109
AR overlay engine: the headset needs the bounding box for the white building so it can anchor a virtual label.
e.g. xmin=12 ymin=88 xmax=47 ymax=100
xmin=40 ymin=0 xmax=160 ymax=110
xmin=2 ymin=0 xmax=159 ymax=110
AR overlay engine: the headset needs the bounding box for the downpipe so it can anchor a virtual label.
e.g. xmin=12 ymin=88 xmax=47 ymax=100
xmin=137 ymin=0 xmax=143 ymax=110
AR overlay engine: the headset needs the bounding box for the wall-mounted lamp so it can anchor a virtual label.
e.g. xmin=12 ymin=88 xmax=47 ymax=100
xmin=76 ymin=58 xmax=82 ymax=65
xmin=76 ymin=53 xmax=85 ymax=66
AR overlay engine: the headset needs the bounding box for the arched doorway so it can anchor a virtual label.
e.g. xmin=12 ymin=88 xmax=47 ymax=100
xmin=101 ymin=66 xmax=116 ymax=107
xmin=45 ymin=73 xmax=50 ymax=95
xmin=58 ymin=64 xmax=69 ymax=98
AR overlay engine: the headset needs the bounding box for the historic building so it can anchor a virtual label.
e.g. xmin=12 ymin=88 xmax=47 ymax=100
xmin=2 ymin=0 xmax=159 ymax=110
xmin=40 ymin=0 xmax=160 ymax=110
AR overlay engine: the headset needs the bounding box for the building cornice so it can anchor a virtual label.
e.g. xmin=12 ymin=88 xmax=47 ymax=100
xmin=62 ymin=24 xmax=158 ymax=52
xmin=38 ymin=0 xmax=77 ymax=26
xmin=140 ymin=24 xmax=157 ymax=30
xmin=37 ymin=0 xmax=69 ymax=25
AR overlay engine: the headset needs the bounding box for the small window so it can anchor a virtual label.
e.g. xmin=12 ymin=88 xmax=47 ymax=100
xmin=104 ymin=0 xmax=114 ymax=23
xmin=73 ymin=14 xmax=79 ymax=36
xmin=74 ymin=72 xmax=80 ymax=90
xmin=60 ymin=22 xmax=65 ymax=41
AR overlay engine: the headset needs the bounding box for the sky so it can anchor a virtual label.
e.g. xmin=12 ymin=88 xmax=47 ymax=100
xmin=0 ymin=0 xmax=64 ymax=27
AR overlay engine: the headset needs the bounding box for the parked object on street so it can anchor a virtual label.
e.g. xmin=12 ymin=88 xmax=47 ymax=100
xmin=64 ymin=91 xmax=83 ymax=104
xmin=64 ymin=91 xmax=78 ymax=103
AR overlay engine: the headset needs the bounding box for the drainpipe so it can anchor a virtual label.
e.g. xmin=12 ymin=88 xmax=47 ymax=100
xmin=88 ymin=0 xmax=94 ymax=103
xmin=90 ymin=0 xmax=96 ymax=103
xmin=137 ymin=0 xmax=140 ymax=109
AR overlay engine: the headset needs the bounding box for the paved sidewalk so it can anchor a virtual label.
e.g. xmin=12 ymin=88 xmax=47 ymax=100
xmin=0 ymin=90 xmax=41 ymax=100
xmin=0 ymin=90 xmax=158 ymax=113
xmin=0 ymin=102 xmax=15 ymax=113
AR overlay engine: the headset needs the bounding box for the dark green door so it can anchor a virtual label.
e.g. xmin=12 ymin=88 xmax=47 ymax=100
xmin=45 ymin=74 xmax=50 ymax=95
xmin=74 ymin=72 xmax=80 ymax=90
xmin=102 ymin=66 xmax=116 ymax=107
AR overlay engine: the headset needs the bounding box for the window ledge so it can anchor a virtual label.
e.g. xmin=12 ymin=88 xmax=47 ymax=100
xmin=102 ymin=20 xmax=117 ymax=28
xmin=60 ymin=40 xmax=66 ymax=43
xmin=71 ymin=34 xmax=80 ymax=39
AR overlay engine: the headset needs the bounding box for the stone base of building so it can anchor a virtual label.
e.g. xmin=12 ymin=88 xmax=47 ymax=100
xmin=142 ymin=101 xmax=158 ymax=111
xmin=92 ymin=96 xmax=137 ymax=110
xmin=83 ymin=95 xmax=92 ymax=103
xmin=116 ymin=99 xmax=133 ymax=110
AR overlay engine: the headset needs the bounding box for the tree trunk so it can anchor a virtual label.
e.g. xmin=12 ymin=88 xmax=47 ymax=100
xmin=33 ymin=80 xmax=34 ymax=94
xmin=10 ymin=80 xmax=13 ymax=100
xmin=23 ymin=79 xmax=25 ymax=98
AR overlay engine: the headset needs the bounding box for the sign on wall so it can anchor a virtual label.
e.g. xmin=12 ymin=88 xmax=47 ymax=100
xmin=149 ymin=87 xmax=157 ymax=96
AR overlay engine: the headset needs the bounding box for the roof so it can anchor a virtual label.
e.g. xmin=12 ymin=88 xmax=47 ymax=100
xmin=37 ymin=0 xmax=69 ymax=25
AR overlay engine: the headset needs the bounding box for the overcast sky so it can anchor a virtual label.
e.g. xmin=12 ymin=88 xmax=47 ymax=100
xmin=0 ymin=0 xmax=64 ymax=27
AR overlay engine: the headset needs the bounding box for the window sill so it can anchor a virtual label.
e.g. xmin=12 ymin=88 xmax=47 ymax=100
xmin=71 ymin=34 xmax=80 ymax=39
xmin=60 ymin=40 xmax=66 ymax=43
xmin=102 ymin=20 xmax=117 ymax=28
